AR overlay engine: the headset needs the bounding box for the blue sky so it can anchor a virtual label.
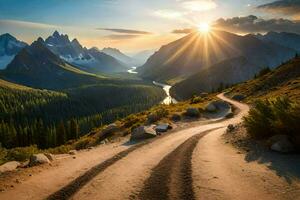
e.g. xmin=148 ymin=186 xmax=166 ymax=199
xmin=0 ymin=0 xmax=298 ymax=52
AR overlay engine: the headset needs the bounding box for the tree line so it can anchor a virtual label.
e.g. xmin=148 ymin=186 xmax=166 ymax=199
xmin=0 ymin=83 xmax=165 ymax=149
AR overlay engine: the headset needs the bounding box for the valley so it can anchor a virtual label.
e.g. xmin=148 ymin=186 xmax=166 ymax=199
xmin=1 ymin=2 xmax=300 ymax=199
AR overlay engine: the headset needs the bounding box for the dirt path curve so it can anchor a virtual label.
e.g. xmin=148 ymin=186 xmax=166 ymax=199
xmin=192 ymin=128 xmax=300 ymax=200
xmin=68 ymin=94 xmax=249 ymax=200
xmin=0 ymin=93 xmax=249 ymax=200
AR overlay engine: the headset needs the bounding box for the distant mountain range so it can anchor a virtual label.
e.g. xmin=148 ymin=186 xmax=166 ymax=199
xmin=0 ymin=33 xmax=27 ymax=69
xmin=1 ymin=38 xmax=103 ymax=89
xmin=256 ymin=32 xmax=300 ymax=52
xmin=138 ymin=31 xmax=296 ymax=83
xmin=44 ymin=31 xmax=130 ymax=74
xmin=132 ymin=49 xmax=156 ymax=66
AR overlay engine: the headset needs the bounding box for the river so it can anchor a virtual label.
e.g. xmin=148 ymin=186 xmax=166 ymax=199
xmin=127 ymin=67 xmax=177 ymax=105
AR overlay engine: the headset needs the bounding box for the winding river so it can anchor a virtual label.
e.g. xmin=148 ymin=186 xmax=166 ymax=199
xmin=127 ymin=67 xmax=177 ymax=105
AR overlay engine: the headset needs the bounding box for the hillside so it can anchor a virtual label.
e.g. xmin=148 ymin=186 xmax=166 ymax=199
xmin=228 ymin=56 xmax=300 ymax=102
xmin=138 ymin=30 xmax=295 ymax=83
xmin=0 ymin=38 xmax=106 ymax=89
xmin=170 ymin=56 xmax=257 ymax=100
xmin=101 ymin=47 xmax=138 ymax=67
xmin=0 ymin=77 xmax=165 ymax=149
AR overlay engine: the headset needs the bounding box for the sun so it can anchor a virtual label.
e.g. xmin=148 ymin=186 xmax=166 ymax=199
xmin=198 ymin=23 xmax=211 ymax=33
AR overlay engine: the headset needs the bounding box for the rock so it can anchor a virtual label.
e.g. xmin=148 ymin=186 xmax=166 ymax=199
xmin=130 ymin=125 xmax=157 ymax=141
xmin=270 ymin=136 xmax=295 ymax=153
xmin=232 ymin=94 xmax=245 ymax=101
xmin=44 ymin=153 xmax=55 ymax=161
xmin=29 ymin=154 xmax=50 ymax=166
xmin=88 ymin=147 xmax=94 ymax=150
xmin=185 ymin=107 xmax=200 ymax=117
xmin=101 ymin=123 xmax=119 ymax=137
xmin=171 ymin=114 xmax=181 ymax=121
xmin=0 ymin=161 xmax=21 ymax=173
xmin=68 ymin=150 xmax=77 ymax=155
xmin=205 ymin=102 xmax=217 ymax=112
xmin=155 ymin=124 xmax=172 ymax=133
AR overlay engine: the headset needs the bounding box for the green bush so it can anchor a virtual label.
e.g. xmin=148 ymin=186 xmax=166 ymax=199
xmin=244 ymin=97 xmax=300 ymax=145
xmin=190 ymin=96 xmax=202 ymax=104
xmin=5 ymin=145 xmax=39 ymax=162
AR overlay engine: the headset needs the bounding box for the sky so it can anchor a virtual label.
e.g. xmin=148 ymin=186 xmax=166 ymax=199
xmin=0 ymin=0 xmax=300 ymax=53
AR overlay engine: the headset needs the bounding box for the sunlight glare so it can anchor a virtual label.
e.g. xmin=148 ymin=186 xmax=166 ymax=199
xmin=198 ymin=23 xmax=211 ymax=33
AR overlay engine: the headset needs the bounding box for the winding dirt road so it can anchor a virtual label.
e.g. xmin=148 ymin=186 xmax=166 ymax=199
xmin=1 ymin=94 xmax=299 ymax=200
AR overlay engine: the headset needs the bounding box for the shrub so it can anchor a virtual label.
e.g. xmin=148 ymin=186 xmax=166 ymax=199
xmin=190 ymin=96 xmax=202 ymax=104
xmin=5 ymin=145 xmax=39 ymax=162
xmin=244 ymin=97 xmax=300 ymax=146
xmin=74 ymin=137 xmax=95 ymax=150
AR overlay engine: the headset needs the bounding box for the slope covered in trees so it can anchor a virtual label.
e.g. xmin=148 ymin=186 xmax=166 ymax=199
xmin=0 ymin=79 xmax=165 ymax=149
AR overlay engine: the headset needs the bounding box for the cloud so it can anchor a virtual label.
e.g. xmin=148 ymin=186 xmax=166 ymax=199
xmin=214 ymin=15 xmax=300 ymax=34
xmin=172 ymin=28 xmax=194 ymax=34
xmin=103 ymin=34 xmax=142 ymax=40
xmin=180 ymin=0 xmax=217 ymax=11
xmin=97 ymin=28 xmax=152 ymax=35
xmin=257 ymin=0 xmax=300 ymax=19
xmin=0 ymin=19 xmax=59 ymax=29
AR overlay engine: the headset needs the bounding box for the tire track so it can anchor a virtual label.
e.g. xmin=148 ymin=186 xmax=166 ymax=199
xmin=137 ymin=128 xmax=221 ymax=200
xmin=47 ymin=139 xmax=156 ymax=200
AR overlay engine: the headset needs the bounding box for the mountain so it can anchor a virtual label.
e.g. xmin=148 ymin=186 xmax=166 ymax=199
xmin=256 ymin=31 xmax=300 ymax=52
xmin=101 ymin=47 xmax=138 ymax=66
xmin=132 ymin=49 xmax=156 ymax=66
xmin=1 ymin=38 xmax=102 ymax=89
xmin=44 ymin=31 xmax=129 ymax=74
xmin=228 ymin=56 xmax=300 ymax=102
xmin=138 ymin=30 xmax=295 ymax=83
xmin=0 ymin=33 xmax=27 ymax=69
xmin=171 ymin=56 xmax=257 ymax=100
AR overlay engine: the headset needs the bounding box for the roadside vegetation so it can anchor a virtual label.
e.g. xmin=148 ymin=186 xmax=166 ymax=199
xmin=0 ymin=94 xmax=220 ymax=164
xmin=244 ymin=98 xmax=300 ymax=147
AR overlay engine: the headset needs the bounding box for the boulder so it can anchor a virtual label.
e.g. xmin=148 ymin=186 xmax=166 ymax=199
xmin=232 ymin=94 xmax=245 ymax=101
xmin=155 ymin=124 xmax=172 ymax=133
xmin=0 ymin=161 xmax=21 ymax=173
xmin=270 ymin=136 xmax=295 ymax=153
xmin=171 ymin=114 xmax=181 ymax=121
xmin=185 ymin=107 xmax=200 ymax=117
xmin=68 ymin=150 xmax=77 ymax=155
xmin=44 ymin=153 xmax=55 ymax=161
xmin=130 ymin=125 xmax=157 ymax=141
xmin=205 ymin=102 xmax=217 ymax=112
xmin=102 ymin=123 xmax=119 ymax=135
xmin=29 ymin=154 xmax=50 ymax=166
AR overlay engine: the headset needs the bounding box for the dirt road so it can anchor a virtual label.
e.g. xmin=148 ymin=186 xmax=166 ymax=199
xmin=1 ymin=94 xmax=299 ymax=200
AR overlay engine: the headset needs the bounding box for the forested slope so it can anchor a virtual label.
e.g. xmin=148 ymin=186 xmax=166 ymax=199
xmin=0 ymin=80 xmax=165 ymax=149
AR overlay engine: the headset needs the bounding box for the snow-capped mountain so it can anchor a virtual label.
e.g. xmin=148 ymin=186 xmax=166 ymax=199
xmin=0 ymin=33 xmax=27 ymax=69
xmin=44 ymin=31 xmax=129 ymax=74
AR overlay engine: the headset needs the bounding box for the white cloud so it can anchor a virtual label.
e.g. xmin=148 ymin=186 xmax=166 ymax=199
xmin=0 ymin=19 xmax=59 ymax=29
